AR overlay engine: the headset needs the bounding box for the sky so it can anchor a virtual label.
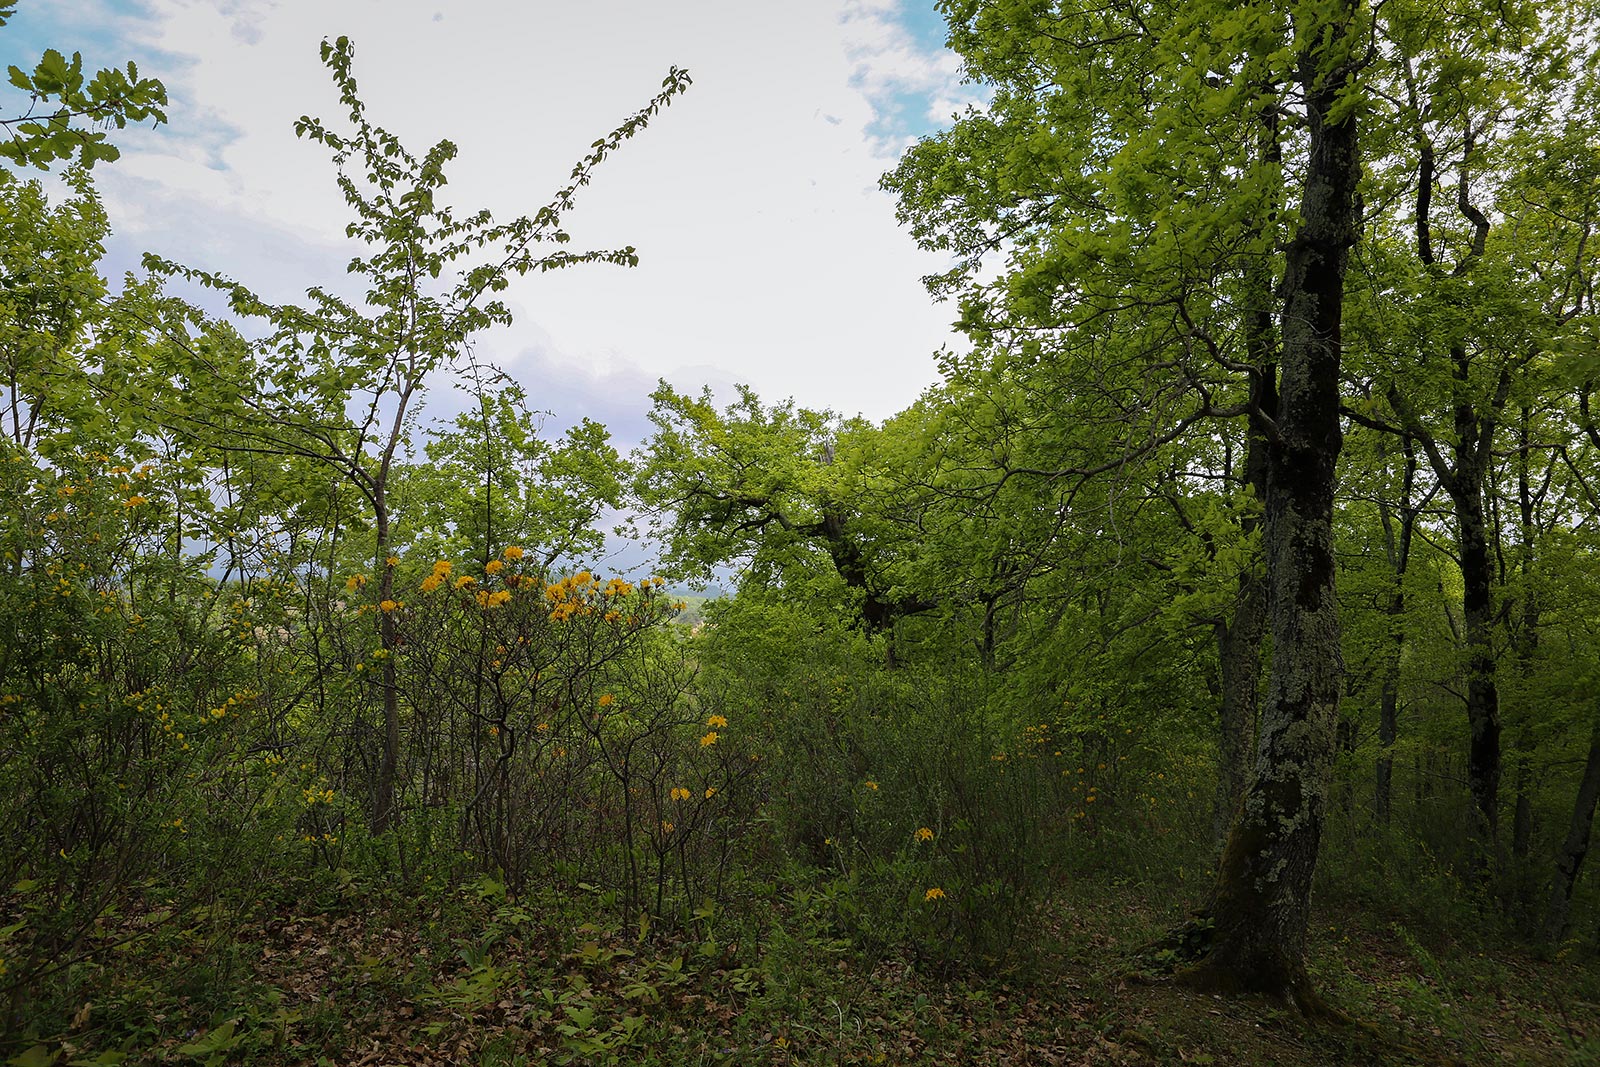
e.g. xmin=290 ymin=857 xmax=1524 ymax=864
xmin=3 ymin=0 xmax=983 ymax=448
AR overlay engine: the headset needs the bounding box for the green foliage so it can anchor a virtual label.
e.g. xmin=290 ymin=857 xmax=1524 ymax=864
xmin=0 ymin=5 xmax=167 ymax=172
xmin=399 ymin=383 xmax=626 ymax=567
xmin=7 ymin=2 xmax=1600 ymax=1061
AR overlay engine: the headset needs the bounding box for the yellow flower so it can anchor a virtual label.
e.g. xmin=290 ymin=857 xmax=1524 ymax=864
xmin=704 ymin=786 xmax=718 ymax=799
xmin=385 ymin=555 xmax=400 ymax=567
xmin=454 ymin=575 xmax=475 ymax=589
xmin=670 ymin=787 xmax=691 ymax=802
xmin=432 ymin=559 xmax=452 ymax=575
xmin=661 ymin=820 xmax=675 ymax=833
xmin=486 ymin=589 xmax=512 ymax=608
xmin=863 ymin=780 xmax=878 ymax=791
xmin=924 ymin=887 xmax=945 ymax=901
xmin=706 ymin=714 xmax=728 ymax=728
xmin=503 ymin=545 xmax=525 ymax=560
xmin=345 ymin=574 xmax=367 ymax=590
xmin=699 ymin=731 xmax=719 ymax=747
xmin=485 ymin=559 xmax=504 ymax=575
xmin=915 ymin=827 xmax=934 ymax=842
xmin=123 ymin=495 xmax=147 ymax=507
xmin=379 ymin=600 xmax=400 ymax=612
xmin=598 ymin=693 xmax=615 ymax=707
xmin=420 ymin=573 xmax=443 ymax=593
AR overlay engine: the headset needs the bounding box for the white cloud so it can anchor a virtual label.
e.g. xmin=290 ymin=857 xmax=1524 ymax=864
xmin=52 ymin=0 xmax=979 ymax=424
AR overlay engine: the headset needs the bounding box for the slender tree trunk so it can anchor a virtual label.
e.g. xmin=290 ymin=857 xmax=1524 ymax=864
xmin=371 ymin=493 xmax=400 ymax=835
xmin=1214 ymin=409 xmax=1270 ymax=845
xmin=1183 ymin=9 xmax=1362 ymax=1010
xmin=1511 ymin=408 xmax=1541 ymax=863
xmin=1512 ymin=756 xmax=1533 ymax=859
xmin=1453 ymin=477 xmax=1502 ymax=844
xmin=1375 ymin=438 xmax=1418 ymax=824
xmin=1544 ymin=706 xmax=1600 ymax=946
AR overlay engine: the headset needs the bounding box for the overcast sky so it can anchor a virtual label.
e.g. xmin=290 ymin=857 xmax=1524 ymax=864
xmin=5 ymin=0 xmax=981 ymax=446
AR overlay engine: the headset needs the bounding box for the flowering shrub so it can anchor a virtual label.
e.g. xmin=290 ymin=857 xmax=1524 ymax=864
xmin=363 ymin=553 xmax=756 ymax=916
xmin=0 ymin=447 xmax=291 ymax=1008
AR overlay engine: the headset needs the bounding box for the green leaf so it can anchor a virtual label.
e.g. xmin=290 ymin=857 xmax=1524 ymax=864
xmin=175 ymin=1019 xmax=240 ymax=1058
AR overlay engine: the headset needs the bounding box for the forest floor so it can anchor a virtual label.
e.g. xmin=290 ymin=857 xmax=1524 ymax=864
xmin=10 ymin=872 xmax=1599 ymax=1067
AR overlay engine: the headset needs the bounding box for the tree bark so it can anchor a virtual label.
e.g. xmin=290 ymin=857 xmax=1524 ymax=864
xmin=1182 ymin=7 xmax=1362 ymax=1010
xmin=1375 ymin=437 xmax=1417 ymax=825
xmin=1510 ymin=408 xmax=1542 ymax=863
xmin=1453 ymin=475 xmax=1502 ymax=844
xmin=1544 ymin=706 xmax=1600 ymax=946
xmin=1213 ymin=382 xmax=1271 ymax=845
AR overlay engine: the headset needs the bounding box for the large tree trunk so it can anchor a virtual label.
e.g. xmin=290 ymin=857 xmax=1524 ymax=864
xmin=1182 ymin=7 xmax=1362 ymax=1011
xmin=1544 ymin=706 xmax=1600 ymax=946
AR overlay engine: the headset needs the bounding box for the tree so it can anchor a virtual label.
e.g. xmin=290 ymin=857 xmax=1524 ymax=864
xmin=1336 ymin=0 xmax=1596 ymax=853
xmin=636 ymin=383 xmax=932 ymax=637
xmin=0 ymin=167 xmax=107 ymax=454
xmin=887 ymin=0 xmax=1366 ymax=1006
xmin=396 ymin=381 xmax=627 ymax=569
xmin=134 ymin=37 xmax=689 ymax=833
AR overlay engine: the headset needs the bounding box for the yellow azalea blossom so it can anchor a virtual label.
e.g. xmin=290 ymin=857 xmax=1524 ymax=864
xmin=670 ymin=787 xmax=691 ymax=802
xmin=915 ymin=827 xmax=934 ymax=842
xmin=385 ymin=555 xmax=400 ymax=567
xmin=598 ymin=693 xmax=615 ymax=707
xmin=699 ymin=731 xmax=719 ymax=747
xmin=484 ymin=559 xmax=504 ymax=575
xmin=706 ymin=714 xmax=728 ymax=728
xmin=486 ymin=589 xmax=512 ymax=608
xmin=924 ymin=887 xmax=945 ymax=901
xmin=379 ymin=600 xmax=400 ymax=613
xmin=705 ymin=786 xmax=718 ymax=799
xmin=661 ymin=820 xmax=675 ymax=833
xmin=503 ymin=545 xmax=525 ymax=560
xmin=863 ymin=780 xmax=878 ymax=791
xmin=123 ymin=495 xmax=147 ymax=507
xmin=455 ymin=575 xmax=475 ymax=589
xmin=432 ymin=559 xmax=452 ymax=575
xmin=345 ymin=574 xmax=367 ymax=590
xmin=420 ymin=573 xmax=443 ymax=593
